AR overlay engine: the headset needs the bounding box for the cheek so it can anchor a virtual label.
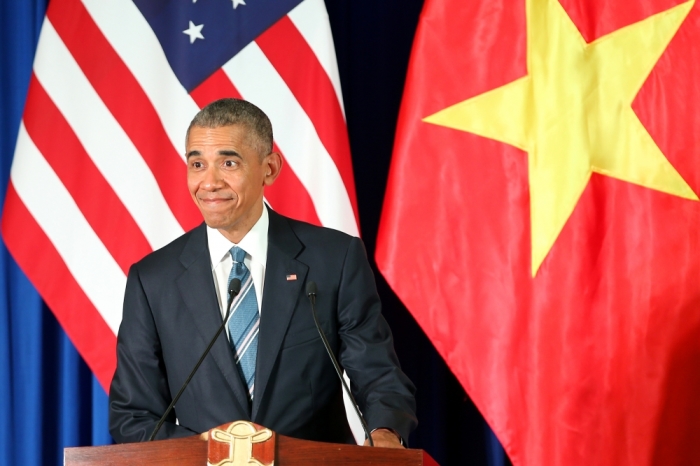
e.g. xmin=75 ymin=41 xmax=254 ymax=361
xmin=222 ymin=174 xmax=244 ymax=193
xmin=186 ymin=176 xmax=200 ymax=197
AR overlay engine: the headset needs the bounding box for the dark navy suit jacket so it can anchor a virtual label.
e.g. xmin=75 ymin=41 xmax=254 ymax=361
xmin=109 ymin=208 xmax=417 ymax=444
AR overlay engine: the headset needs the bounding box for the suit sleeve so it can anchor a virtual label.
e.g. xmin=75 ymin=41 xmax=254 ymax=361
xmin=336 ymin=236 xmax=418 ymax=444
xmin=109 ymin=264 xmax=196 ymax=442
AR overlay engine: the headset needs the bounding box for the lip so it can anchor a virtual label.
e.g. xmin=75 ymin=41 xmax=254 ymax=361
xmin=198 ymin=197 xmax=235 ymax=208
xmin=198 ymin=196 xmax=233 ymax=202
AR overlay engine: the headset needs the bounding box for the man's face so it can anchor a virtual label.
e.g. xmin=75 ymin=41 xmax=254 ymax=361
xmin=186 ymin=124 xmax=280 ymax=242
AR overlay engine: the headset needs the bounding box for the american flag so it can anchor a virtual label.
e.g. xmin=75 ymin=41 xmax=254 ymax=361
xmin=1 ymin=0 xmax=359 ymax=430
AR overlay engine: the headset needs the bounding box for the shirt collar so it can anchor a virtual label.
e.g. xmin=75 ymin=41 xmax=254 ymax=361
xmin=207 ymin=205 xmax=269 ymax=269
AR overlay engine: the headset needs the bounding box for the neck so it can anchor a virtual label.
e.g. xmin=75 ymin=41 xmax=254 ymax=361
xmin=217 ymin=202 xmax=264 ymax=244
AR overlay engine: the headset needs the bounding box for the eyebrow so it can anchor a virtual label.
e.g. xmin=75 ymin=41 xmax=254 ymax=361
xmin=186 ymin=149 xmax=242 ymax=159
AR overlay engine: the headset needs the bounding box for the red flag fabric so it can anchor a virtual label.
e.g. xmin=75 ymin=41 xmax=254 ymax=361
xmin=1 ymin=0 xmax=358 ymax=394
xmin=376 ymin=0 xmax=700 ymax=464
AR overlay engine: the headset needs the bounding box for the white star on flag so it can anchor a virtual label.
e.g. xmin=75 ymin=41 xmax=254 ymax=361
xmin=182 ymin=21 xmax=204 ymax=44
xmin=232 ymin=0 xmax=246 ymax=9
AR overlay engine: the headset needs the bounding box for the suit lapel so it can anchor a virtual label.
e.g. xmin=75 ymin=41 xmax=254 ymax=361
xmin=252 ymin=210 xmax=308 ymax=418
xmin=176 ymin=224 xmax=250 ymax=417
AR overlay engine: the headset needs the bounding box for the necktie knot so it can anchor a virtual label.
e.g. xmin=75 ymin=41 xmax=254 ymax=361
xmin=230 ymin=246 xmax=247 ymax=264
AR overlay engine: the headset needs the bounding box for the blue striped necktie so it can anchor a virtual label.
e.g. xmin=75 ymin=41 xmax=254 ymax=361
xmin=226 ymin=246 xmax=259 ymax=402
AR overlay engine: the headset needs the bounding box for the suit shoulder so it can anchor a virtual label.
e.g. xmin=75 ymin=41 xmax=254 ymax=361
xmin=283 ymin=215 xmax=356 ymax=247
xmin=131 ymin=224 xmax=205 ymax=275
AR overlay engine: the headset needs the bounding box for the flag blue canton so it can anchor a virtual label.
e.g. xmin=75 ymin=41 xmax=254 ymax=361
xmin=133 ymin=0 xmax=304 ymax=92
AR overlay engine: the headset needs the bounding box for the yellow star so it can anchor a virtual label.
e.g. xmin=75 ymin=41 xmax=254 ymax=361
xmin=424 ymin=0 xmax=697 ymax=276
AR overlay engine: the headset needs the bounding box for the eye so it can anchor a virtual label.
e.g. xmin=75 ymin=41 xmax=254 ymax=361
xmin=223 ymin=159 xmax=238 ymax=168
xmin=190 ymin=160 xmax=203 ymax=169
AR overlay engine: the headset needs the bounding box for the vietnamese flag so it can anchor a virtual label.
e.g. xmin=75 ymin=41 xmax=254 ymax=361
xmin=376 ymin=0 xmax=700 ymax=464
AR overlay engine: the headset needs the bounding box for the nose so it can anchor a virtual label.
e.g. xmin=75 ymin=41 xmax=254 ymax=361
xmin=201 ymin=165 xmax=224 ymax=190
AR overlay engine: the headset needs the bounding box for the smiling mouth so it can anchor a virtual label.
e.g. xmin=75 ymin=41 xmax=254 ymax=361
xmin=198 ymin=197 xmax=235 ymax=208
xmin=199 ymin=197 xmax=233 ymax=202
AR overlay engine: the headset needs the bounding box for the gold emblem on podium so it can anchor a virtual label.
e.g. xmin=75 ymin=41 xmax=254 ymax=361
xmin=207 ymin=421 xmax=274 ymax=466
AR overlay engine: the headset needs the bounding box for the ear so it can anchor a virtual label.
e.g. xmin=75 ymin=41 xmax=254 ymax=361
xmin=262 ymin=152 xmax=283 ymax=186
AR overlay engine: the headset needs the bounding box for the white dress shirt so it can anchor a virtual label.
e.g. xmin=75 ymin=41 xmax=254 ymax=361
xmin=207 ymin=206 xmax=269 ymax=334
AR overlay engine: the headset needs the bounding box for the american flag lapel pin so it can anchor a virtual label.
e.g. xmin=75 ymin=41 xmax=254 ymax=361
xmin=286 ymin=274 xmax=297 ymax=281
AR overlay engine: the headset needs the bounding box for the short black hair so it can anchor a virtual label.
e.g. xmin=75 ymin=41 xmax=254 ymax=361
xmin=186 ymin=98 xmax=273 ymax=156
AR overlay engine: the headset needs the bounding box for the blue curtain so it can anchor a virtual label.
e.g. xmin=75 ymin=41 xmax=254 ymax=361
xmin=0 ymin=1 xmax=113 ymax=465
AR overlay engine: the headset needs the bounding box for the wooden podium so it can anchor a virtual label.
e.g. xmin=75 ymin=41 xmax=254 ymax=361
xmin=64 ymin=421 xmax=439 ymax=465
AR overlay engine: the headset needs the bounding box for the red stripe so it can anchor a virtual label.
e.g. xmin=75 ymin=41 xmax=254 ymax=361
xmin=256 ymin=16 xmax=359 ymax=226
xmin=1 ymin=183 xmax=117 ymax=391
xmin=47 ymin=0 xmax=202 ymax=232
xmin=191 ymin=70 xmax=323 ymax=226
xmin=190 ymin=68 xmax=241 ymax=108
xmin=23 ymin=75 xmax=152 ymax=274
xmin=264 ymin=155 xmax=322 ymax=227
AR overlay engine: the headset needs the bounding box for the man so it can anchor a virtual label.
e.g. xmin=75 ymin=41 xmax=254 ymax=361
xmin=109 ymin=98 xmax=417 ymax=448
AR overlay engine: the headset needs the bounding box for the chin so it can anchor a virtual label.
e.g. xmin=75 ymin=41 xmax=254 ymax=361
xmin=201 ymin=215 xmax=230 ymax=230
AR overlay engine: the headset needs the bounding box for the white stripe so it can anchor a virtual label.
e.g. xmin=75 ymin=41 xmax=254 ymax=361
xmin=33 ymin=20 xmax=184 ymax=250
xmin=82 ymin=0 xmax=200 ymax=156
xmin=228 ymin=275 xmax=254 ymax=315
xmin=288 ymin=0 xmax=346 ymax=119
xmin=11 ymin=124 xmax=125 ymax=334
xmin=235 ymin=327 xmax=259 ymax=363
xmin=236 ymin=320 xmax=259 ymax=355
xmin=226 ymin=275 xmax=255 ymax=340
xmin=222 ymin=43 xmax=359 ymax=237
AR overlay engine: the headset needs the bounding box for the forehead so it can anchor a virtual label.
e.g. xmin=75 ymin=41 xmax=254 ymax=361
xmin=186 ymin=124 xmax=253 ymax=151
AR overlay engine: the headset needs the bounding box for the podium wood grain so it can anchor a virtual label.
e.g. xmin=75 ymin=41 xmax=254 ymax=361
xmin=65 ymin=429 xmax=439 ymax=465
xmin=64 ymin=436 xmax=206 ymax=465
